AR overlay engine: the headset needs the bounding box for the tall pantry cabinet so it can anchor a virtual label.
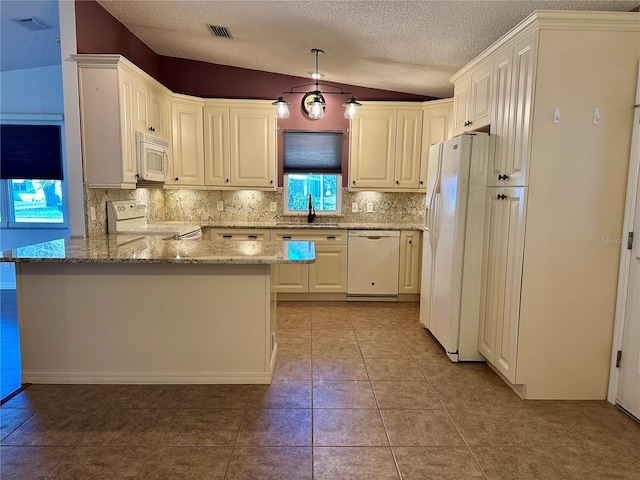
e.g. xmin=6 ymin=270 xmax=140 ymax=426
xmin=452 ymin=11 xmax=640 ymax=399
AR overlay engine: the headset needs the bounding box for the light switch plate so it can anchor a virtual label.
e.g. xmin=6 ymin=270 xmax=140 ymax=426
xmin=366 ymin=203 xmax=373 ymax=213
xmin=217 ymin=201 xmax=224 ymax=211
xmin=270 ymin=202 xmax=277 ymax=212
xmin=351 ymin=203 xmax=358 ymax=213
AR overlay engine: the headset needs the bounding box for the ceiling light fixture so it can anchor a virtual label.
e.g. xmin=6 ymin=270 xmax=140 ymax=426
xmin=272 ymin=48 xmax=361 ymax=120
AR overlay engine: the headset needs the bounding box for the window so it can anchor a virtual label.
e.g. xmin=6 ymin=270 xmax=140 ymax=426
xmin=283 ymin=130 xmax=343 ymax=215
xmin=0 ymin=123 xmax=66 ymax=227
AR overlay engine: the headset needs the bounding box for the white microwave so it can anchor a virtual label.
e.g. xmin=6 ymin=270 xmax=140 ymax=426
xmin=136 ymin=132 xmax=169 ymax=182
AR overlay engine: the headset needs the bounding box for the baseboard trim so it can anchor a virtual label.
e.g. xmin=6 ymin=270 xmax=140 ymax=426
xmin=21 ymin=371 xmax=274 ymax=384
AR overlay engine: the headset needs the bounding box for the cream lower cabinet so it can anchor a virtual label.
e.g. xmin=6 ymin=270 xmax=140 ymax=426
xmin=205 ymin=228 xmax=271 ymax=241
xmin=477 ymin=188 xmax=527 ymax=383
xmin=271 ymin=230 xmax=347 ymax=294
xmin=398 ymin=230 xmax=422 ymax=294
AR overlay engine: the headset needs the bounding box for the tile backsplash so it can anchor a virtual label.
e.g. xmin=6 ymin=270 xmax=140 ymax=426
xmin=85 ymin=186 xmax=425 ymax=235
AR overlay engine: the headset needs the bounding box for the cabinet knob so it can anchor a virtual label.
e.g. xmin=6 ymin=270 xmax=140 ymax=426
xmin=225 ymin=178 xmax=229 ymax=183
xmin=175 ymin=177 xmax=179 ymax=181
xmin=409 ymin=240 xmax=412 ymax=245
xmin=135 ymin=173 xmax=140 ymax=179
xmin=464 ymin=120 xmax=472 ymax=127
xmin=419 ymin=180 xmax=424 ymax=185
xmin=352 ymin=180 xmax=356 ymax=185
xmin=395 ymin=180 xmax=399 ymax=185
xmin=270 ymin=180 xmax=273 ymax=184
xmin=497 ymin=194 xmax=507 ymax=200
xmin=498 ymin=174 xmax=510 ymax=180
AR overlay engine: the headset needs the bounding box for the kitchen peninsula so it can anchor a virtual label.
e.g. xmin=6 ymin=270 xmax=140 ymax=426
xmin=1 ymin=236 xmax=315 ymax=385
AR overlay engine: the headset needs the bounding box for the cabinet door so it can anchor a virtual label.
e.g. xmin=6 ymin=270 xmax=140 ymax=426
xmin=488 ymin=46 xmax=514 ymax=187
xmin=349 ymin=109 xmax=396 ymax=189
xmin=118 ymin=69 xmax=137 ymax=185
xmin=171 ymin=100 xmax=204 ymax=186
xmin=394 ymin=110 xmax=423 ymax=189
xmin=229 ymin=107 xmax=276 ymax=189
xmin=272 ymin=264 xmax=309 ymax=293
xmin=478 ymin=187 xmax=527 ymax=382
xmin=470 ymin=61 xmax=493 ymax=130
xmin=149 ymin=88 xmax=166 ymax=139
xmin=398 ymin=230 xmax=422 ymax=294
xmin=309 ymin=244 xmax=348 ymax=293
xmin=420 ymin=100 xmax=453 ymax=190
xmin=133 ymin=79 xmax=150 ymax=135
xmin=452 ymin=75 xmax=471 ymax=136
xmin=505 ymin=31 xmax=538 ymax=187
xmin=204 ymin=107 xmax=231 ymax=187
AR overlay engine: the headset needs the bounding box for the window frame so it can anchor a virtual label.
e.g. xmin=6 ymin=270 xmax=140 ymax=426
xmin=0 ymin=117 xmax=68 ymax=229
xmin=283 ymin=173 xmax=342 ymax=216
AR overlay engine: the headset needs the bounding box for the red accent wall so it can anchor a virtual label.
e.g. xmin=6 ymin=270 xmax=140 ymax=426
xmin=75 ymin=0 xmax=160 ymax=79
xmin=74 ymin=0 xmax=439 ymax=187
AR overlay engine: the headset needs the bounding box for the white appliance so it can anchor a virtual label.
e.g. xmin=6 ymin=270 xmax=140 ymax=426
xmin=347 ymin=230 xmax=400 ymax=300
xmin=137 ymin=132 xmax=170 ymax=182
xmin=107 ymin=200 xmax=202 ymax=240
xmin=419 ymin=132 xmax=490 ymax=361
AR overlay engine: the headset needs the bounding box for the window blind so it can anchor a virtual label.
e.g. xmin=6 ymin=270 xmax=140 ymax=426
xmin=283 ymin=130 xmax=343 ymax=174
xmin=1 ymin=125 xmax=64 ymax=180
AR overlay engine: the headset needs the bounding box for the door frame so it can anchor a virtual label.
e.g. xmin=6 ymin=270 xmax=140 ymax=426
xmin=608 ymin=60 xmax=640 ymax=404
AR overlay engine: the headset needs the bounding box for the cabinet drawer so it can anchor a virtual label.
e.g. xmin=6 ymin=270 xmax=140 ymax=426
xmin=271 ymin=229 xmax=347 ymax=245
xmin=209 ymin=228 xmax=271 ymax=241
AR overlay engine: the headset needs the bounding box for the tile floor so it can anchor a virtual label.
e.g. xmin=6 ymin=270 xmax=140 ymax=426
xmin=1 ymin=301 xmax=639 ymax=479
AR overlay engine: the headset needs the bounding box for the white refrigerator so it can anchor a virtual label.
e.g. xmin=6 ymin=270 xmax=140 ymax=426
xmin=419 ymin=132 xmax=489 ymax=361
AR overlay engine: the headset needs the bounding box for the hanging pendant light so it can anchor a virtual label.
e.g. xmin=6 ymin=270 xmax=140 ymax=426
xmin=342 ymin=96 xmax=362 ymax=119
xmin=272 ymin=96 xmax=290 ymax=119
xmin=273 ymin=48 xmax=360 ymax=120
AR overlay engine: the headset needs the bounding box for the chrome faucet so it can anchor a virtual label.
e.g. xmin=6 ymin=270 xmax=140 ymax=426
xmin=307 ymin=194 xmax=316 ymax=223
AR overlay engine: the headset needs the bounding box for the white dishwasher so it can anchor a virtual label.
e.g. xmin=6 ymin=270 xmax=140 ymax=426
xmin=347 ymin=230 xmax=400 ymax=299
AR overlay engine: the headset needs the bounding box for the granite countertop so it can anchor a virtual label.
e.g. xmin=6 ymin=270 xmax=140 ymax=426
xmin=0 ymin=236 xmax=316 ymax=265
xmin=201 ymin=221 xmax=424 ymax=231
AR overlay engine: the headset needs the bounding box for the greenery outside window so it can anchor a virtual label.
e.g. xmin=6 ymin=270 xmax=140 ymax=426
xmin=284 ymin=173 xmax=341 ymax=214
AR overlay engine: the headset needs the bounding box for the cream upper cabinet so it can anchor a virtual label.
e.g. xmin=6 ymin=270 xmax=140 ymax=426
xmin=229 ymin=106 xmax=276 ymax=189
xmin=271 ymin=230 xmax=347 ymax=294
xmin=419 ymin=99 xmax=453 ymax=190
xmin=204 ymin=102 xmax=276 ymax=190
xmin=477 ymin=187 xmax=527 ymax=383
xmin=452 ymin=61 xmax=493 ymax=136
xmin=349 ymin=103 xmax=423 ymax=191
xmin=488 ymin=31 xmax=538 ymax=187
xmin=170 ymin=96 xmax=204 ymax=186
xmin=203 ymin=106 xmax=231 ymax=187
xmin=133 ymin=76 xmax=169 ymax=140
xmin=398 ymin=230 xmax=422 ymax=294
xmin=75 ymin=55 xmax=138 ymax=189
xmin=349 ymin=107 xmax=396 ymax=189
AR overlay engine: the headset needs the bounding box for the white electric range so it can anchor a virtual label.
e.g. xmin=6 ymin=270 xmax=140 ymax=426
xmin=107 ymin=200 xmax=202 ymax=240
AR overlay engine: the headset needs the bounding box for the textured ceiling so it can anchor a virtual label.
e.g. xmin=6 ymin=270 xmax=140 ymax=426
xmin=0 ymin=0 xmax=61 ymax=72
xmin=2 ymin=1 xmax=638 ymax=97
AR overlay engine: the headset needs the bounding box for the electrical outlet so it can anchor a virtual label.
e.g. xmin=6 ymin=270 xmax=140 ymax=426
xmin=217 ymin=201 xmax=224 ymax=211
xmin=90 ymin=207 xmax=96 ymax=221
xmin=351 ymin=203 xmax=359 ymax=213
xmin=366 ymin=203 xmax=373 ymax=213
xmin=269 ymin=202 xmax=277 ymax=212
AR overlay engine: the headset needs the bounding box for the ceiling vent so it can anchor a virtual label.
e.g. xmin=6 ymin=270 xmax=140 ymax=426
xmin=208 ymin=25 xmax=233 ymax=39
xmin=12 ymin=17 xmax=50 ymax=31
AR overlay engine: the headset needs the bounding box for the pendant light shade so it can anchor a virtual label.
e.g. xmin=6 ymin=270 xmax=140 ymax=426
xmin=274 ymin=49 xmax=359 ymax=120
xmin=342 ymin=96 xmax=362 ymax=119
xmin=272 ymin=96 xmax=290 ymax=119
xmin=308 ymin=94 xmax=326 ymax=120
